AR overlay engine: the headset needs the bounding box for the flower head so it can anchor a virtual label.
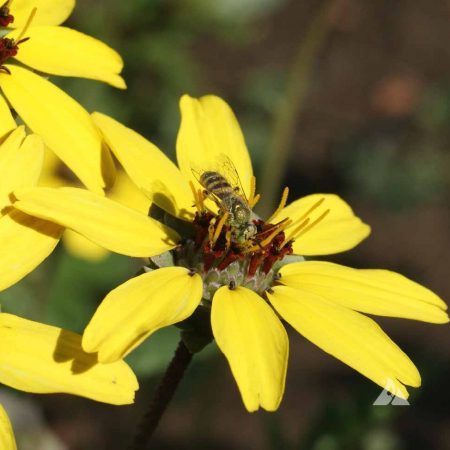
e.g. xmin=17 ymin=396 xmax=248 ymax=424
xmin=0 ymin=0 xmax=124 ymax=193
xmin=13 ymin=95 xmax=449 ymax=411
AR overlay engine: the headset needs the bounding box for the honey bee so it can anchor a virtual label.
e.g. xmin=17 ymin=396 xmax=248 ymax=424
xmin=192 ymin=155 xmax=257 ymax=244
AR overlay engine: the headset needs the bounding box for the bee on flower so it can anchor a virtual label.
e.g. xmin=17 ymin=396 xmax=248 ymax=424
xmin=192 ymin=156 xmax=258 ymax=246
xmin=12 ymin=95 xmax=449 ymax=412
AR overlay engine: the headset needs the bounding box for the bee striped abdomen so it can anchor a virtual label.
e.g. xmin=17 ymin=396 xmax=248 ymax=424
xmin=200 ymin=171 xmax=234 ymax=199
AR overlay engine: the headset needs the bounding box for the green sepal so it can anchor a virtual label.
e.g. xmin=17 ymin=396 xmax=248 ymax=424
xmin=272 ymin=254 xmax=305 ymax=272
xmin=177 ymin=305 xmax=213 ymax=354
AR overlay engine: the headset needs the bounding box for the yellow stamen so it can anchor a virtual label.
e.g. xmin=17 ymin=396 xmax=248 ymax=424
xmin=266 ymin=187 xmax=289 ymax=224
xmin=295 ymin=209 xmax=330 ymax=239
xmin=250 ymin=193 xmax=261 ymax=208
xmin=208 ymin=217 xmax=216 ymax=242
xmin=260 ymin=219 xmax=291 ymax=247
xmin=282 ymin=217 xmax=310 ymax=247
xmin=293 ymin=197 xmax=325 ymax=226
xmin=248 ymin=175 xmax=256 ymax=207
xmin=15 ymin=7 xmax=36 ymax=43
xmin=197 ymin=188 xmax=205 ymax=211
xmin=189 ymin=181 xmax=201 ymax=212
xmin=212 ymin=212 xmax=229 ymax=245
xmin=246 ymin=219 xmax=292 ymax=253
xmin=257 ymin=217 xmax=290 ymax=238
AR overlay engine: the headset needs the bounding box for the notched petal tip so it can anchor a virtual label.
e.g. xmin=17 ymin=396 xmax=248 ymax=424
xmin=92 ymin=111 xmax=194 ymax=219
xmin=0 ymin=313 xmax=138 ymax=405
xmin=275 ymin=194 xmax=371 ymax=256
xmin=177 ymin=93 xmax=254 ymax=200
xmin=83 ymin=267 xmax=203 ymax=363
xmin=280 ymin=261 xmax=449 ymax=324
xmin=212 ymin=286 xmax=288 ymax=412
xmin=268 ymin=285 xmax=420 ymax=398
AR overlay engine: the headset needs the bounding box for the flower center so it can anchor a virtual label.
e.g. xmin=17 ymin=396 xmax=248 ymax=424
xmin=0 ymin=1 xmax=14 ymax=27
xmin=166 ymin=176 xmax=307 ymax=302
xmin=0 ymin=7 xmax=36 ymax=74
xmin=174 ymin=210 xmax=294 ymax=300
xmin=149 ymin=175 xmax=329 ymax=303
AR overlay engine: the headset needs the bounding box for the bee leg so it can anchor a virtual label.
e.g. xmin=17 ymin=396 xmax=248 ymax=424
xmin=203 ymin=189 xmax=215 ymax=202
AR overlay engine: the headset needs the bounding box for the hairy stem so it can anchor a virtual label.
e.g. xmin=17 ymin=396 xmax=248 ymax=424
xmin=130 ymin=340 xmax=193 ymax=450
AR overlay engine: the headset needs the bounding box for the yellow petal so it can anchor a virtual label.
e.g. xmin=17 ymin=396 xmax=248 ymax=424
xmin=108 ymin=170 xmax=152 ymax=215
xmin=9 ymin=27 xmax=125 ymax=89
xmin=0 ymin=95 xmax=16 ymax=139
xmin=10 ymin=0 xmax=75 ymax=27
xmin=62 ymin=229 xmax=109 ymax=262
xmin=0 ymin=210 xmax=62 ymax=292
xmin=83 ymin=267 xmax=203 ymax=363
xmin=0 ymin=133 xmax=43 ymax=207
xmin=176 ymin=95 xmax=254 ymax=199
xmin=0 ymin=66 xmax=105 ymax=194
xmin=0 ymin=405 xmax=16 ymax=450
xmin=93 ymin=112 xmax=194 ymax=219
xmin=272 ymin=194 xmax=371 ymax=255
xmin=13 ymin=187 xmax=179 ymax=257
xmin=0 ymin=313 xmax=138 ymax=405
xmin=211 ymin=286 xmax=288 ymax=412
xmin=38 ymin=146 xmax=65 ymax=188
xmin=268 ymin=285 xmax=421 ymax=399
xmin=0 ymin=126 xmax=25 ymax=159
xmin=280 ymin=261 xmax=449 ymax=324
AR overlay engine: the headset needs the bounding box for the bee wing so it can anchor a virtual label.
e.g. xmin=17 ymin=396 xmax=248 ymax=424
xmin=190 ymin=164 xmax=203 ymax=186
xmin=190 ymin=154 xmax=249 ymax=212
xmin=215 ymin=153 xmax=250 ymax=203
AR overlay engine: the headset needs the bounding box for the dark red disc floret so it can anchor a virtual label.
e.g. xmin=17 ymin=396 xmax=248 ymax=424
xmin=192 ymin=212 xmax=293 ymax=278
xmin=0 ymin=3 xmax=13 ymax=27
xmin=0 ymin=38 xmax=18 ymax=63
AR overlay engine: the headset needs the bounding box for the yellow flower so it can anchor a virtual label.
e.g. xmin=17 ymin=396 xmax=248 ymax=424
xmin=12 ymin=95 xmax=449 ymax=412
xmin=0 ymin=0 xmax=124 ymax=193
xmin=0 ymin=312 xmax=139 ymax=448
